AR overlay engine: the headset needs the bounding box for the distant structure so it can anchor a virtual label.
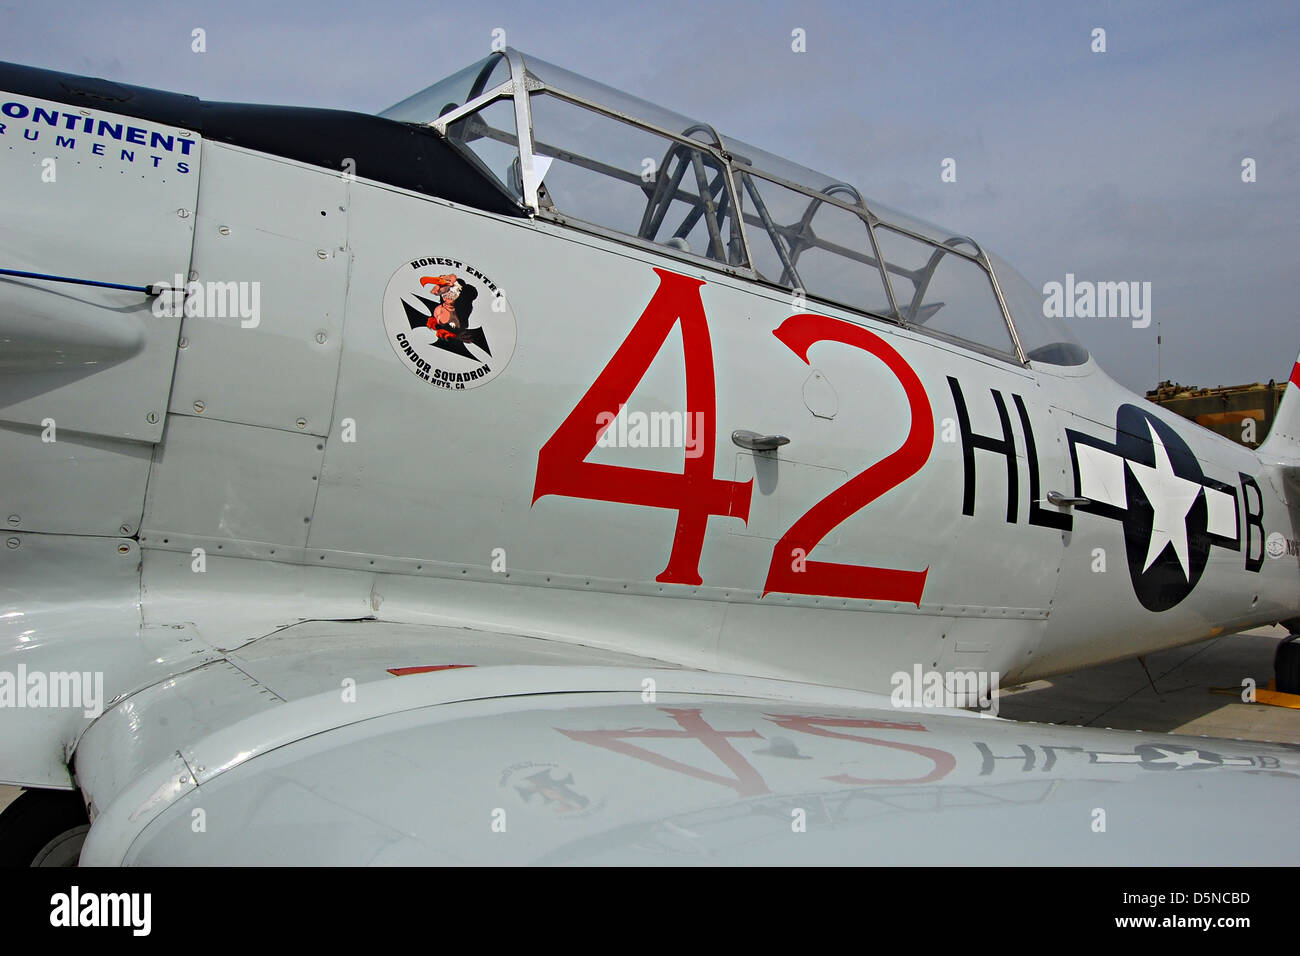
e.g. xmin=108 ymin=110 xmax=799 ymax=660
xmin=1146 ymin=380 xmax=1287 ymax=448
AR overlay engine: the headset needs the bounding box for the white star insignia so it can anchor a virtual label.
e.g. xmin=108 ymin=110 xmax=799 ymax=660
xmin=1126 ymin=422 xmax=1203 ymax=578
xmin=1145 ymin=747 xmax=1216 ymax=769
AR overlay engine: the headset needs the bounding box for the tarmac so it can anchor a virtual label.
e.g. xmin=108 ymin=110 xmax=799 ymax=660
xmin=996 ymin=624 xmax=1299 ymax=743
xmin=1 ymin=624 xmax=1295 ymax=815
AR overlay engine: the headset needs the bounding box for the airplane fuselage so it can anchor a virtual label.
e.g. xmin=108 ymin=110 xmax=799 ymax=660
xmin=2 ymin=60 xmax=1298 ymax=792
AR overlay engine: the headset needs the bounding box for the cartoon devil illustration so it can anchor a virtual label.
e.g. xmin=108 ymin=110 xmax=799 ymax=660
xmin=402 ymin=273 xmax=491 ymax=360
xmin=420 ymin=274 xmax=476 ymax=335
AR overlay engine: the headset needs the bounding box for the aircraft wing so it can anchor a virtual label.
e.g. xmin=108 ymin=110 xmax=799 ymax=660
xmin=73 ymin=619 xmax=1300 ymax=865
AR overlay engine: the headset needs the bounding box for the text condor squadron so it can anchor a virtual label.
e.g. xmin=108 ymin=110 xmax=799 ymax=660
xmin=1 ymin=49 xmax=1299 ymax=865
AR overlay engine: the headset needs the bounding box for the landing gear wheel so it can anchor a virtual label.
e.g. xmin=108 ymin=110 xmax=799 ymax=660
xmin=1276 ymin=634 xmax=1300 ymax=695
xmin=0 ymin=790 xmax=90 ymax=867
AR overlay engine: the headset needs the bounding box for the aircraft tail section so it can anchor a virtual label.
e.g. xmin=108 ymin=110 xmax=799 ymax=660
xmin=1259 ymin=352 xmax=1300 ymax=463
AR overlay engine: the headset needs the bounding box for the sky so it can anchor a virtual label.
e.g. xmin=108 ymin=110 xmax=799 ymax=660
xmin=2 ymin=0 xmax=1297 ymax=393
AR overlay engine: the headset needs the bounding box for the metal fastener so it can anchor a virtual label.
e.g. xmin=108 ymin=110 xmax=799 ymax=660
xmin=193 ymin=401 xmax=205 ymax=414
xmin=5 ymin=537 xmax=19 ymax=549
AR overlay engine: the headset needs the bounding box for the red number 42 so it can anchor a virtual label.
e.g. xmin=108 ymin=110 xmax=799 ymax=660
xmin=532 ymin=268 xmax=933 ymax=603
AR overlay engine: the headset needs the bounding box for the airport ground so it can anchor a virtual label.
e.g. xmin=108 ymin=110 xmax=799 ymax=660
xmin=997 ymin=624 xmax=1299 ymax=742
xmin=1 ymin=625 xmax=1295 ymax=815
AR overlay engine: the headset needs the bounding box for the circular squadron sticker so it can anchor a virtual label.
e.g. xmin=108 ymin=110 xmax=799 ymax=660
xmin=382 ymin=256 xmax=517 ymax=390
xmin=1266 ymin=531 xmax=1288 ymax=559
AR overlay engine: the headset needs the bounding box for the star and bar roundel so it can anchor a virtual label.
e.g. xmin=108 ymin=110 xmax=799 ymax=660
xmin=1067 ymin=405 xmax=1243 ymax=611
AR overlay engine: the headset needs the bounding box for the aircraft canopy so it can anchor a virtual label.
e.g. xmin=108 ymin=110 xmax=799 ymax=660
xmin=381 ymin=50 xmax=1087 ymax=367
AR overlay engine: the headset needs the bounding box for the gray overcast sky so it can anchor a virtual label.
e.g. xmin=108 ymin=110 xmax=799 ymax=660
xmin=2 ymin=0 xmax=1296 ymax=393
